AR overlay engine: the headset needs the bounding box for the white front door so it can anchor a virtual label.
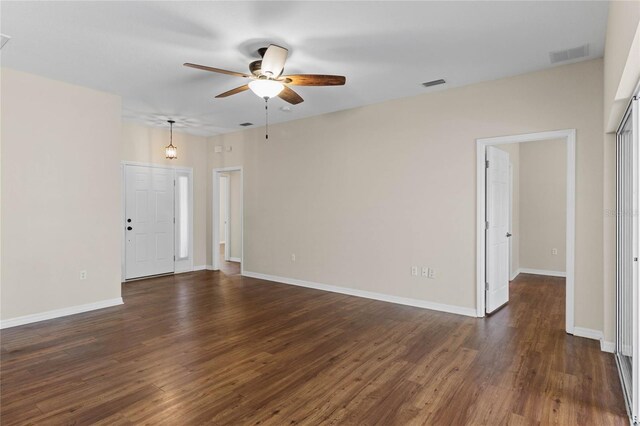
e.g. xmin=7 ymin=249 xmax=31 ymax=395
xmin=486 ymin=146 xmax=511 ymax=313
xmin=124 ymin=165 xmax=175 ymax=279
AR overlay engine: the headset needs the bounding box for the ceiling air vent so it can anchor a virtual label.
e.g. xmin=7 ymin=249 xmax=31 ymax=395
xmin=422 ymin=79 xmax=446 ymax=88
xmin=239 ymin=122 xmax=253 ymax=127
xmin=549 ymin=44 xmax=589 ymax=64
xmin=0 ymin=34 xmax=11 ymax=50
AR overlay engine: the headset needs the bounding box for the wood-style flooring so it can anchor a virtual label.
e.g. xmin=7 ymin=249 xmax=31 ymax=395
xmin=0 ymin=273 xmax=627 ymax=425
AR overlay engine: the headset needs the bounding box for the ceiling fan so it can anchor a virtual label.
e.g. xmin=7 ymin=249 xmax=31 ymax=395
xmin=183 ymin=44 xmax=346 ymax=105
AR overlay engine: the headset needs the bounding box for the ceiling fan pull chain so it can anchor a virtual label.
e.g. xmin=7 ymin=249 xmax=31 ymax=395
xmin=264 ymin=97 xmax=269 ymax=140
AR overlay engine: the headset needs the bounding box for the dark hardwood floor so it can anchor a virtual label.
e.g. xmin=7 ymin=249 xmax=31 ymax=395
xmin=1 ymin=273 xmax=627 ymax=425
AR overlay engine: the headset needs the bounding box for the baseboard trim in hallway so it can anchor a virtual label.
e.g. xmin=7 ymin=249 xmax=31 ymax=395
xmin=0 ymin=297 xmax=123 ymax=329
xmin=242 ymin=270 xmax=478 ymax=317
xmin=517 ymin=268 xmax=566 ymax=277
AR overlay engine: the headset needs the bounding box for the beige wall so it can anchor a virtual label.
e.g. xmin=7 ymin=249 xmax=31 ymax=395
xmin=1 ymin=68 xmax=122 ymax=320
xmin=208 ymin=59 xmax=604 ymax=330
xmin=604 ymin=0 xmax=640 ymax=133
xmin=519 ymin=140 xmax=567 ymax=273
xmin=603 ymin=1 xmax=640 ymax=343
xmin=494 ymin=144 xmax=520 ymax=277
xmin=228 ymin=171 xmax=242 ymax=260
xmin=121 ymin=123 xmax=208 ymax=268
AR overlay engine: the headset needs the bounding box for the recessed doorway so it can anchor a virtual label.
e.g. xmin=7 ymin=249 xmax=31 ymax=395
xmin=476 ymin=129 xmax=576 ymax=334
xmin=212 ymin=167 xmax=243 ymax=274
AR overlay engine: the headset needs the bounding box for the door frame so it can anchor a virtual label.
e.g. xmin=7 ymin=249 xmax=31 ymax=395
xmin=120 ymin=161 xmax=194 ymax=281
xmin=219 ymin=174 xmax=231 ymax=261
xmin=509 ymin=163 xmax=515 ymax=281
xmin=212 ymin=167 xmax=243 ymax=272
xmin=475 ymin=129 xmax=576 ymax=334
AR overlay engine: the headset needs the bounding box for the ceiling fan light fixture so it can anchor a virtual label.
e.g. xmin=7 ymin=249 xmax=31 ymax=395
xmin=249 ymin=79 xmax=284 ymax=99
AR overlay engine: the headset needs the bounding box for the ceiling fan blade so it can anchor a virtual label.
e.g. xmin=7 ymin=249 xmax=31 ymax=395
xmin=261 ymin=44 xmax=288 ymax=77
xmin=283 ymin=74 xmax=346 ymax=86
xmin=215 ymin=84 xmax=250 ymax=98
xmin=184 ymin=63 xmax=250 ymax=78
xmin=278 ymin=86 xmax=304 ymax=105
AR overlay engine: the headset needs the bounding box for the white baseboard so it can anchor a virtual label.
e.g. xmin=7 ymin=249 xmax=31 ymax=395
xmin=518 ymin=268 xmax=566 ymax=278
xmin=193 ymin=265 xmax=207 ymax=271
xmin=601 ymin=340 xmax=615 ymax=353
xmin=573 ymin=327 xmax=603 ymax=341
xmin=206 ymin=265 xmax=216 ymax=271
xmin=573 ymin=327 xmax=614 ymax=353
xmin=242 ymin=271 xmax=477 ymax=317
xmin=0 ymin=297 xmax=124 ymax=329
xmin=510 ymin=269 xmax=520 ymax=281
xmin=229 ymin=257 xmax=241 ymax=263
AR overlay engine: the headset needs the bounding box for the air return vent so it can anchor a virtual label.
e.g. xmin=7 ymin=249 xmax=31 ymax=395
xmin=422 ymin=79 xmax=446 ymax=88
xmin=549 ymin=44 xmax=589 ymax=64
xmin=0 ymin=34 xmax=11 ymax=50
xmin=239 ymin=122 xmax=253 ymax=127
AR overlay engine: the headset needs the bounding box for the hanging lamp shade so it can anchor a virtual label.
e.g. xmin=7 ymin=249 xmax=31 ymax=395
xmin=249 ymin=79 xmax=284 ymax=99
xmin=165 ymin=120 xmax=177 ymax=159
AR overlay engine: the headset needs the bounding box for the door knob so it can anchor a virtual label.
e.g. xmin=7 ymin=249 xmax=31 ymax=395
xmin=127 ymin=226 xmax=133 ymax=231
xmin=506 ymin=232 xmax=512 ymax=237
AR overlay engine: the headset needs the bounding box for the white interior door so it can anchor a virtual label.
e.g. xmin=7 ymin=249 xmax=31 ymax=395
xmin=486 ymin=146 xmax=511 ymax=313
xmin=125 ymin=165 xmax=175 ymax=279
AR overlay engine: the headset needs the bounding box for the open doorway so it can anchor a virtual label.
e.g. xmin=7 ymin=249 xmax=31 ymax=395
xmin=476 ymin=130 xmax=576 ymax=334
xmin=213 ymin=167 xmax=243 ymax=274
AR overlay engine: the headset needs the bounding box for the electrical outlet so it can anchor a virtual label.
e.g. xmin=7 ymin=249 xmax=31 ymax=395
xmin=428 ymin=268 xmax=435 ymax=279
xmin=552 ymin=248 xmax=558 ymax=255
xmin=421 ymin=267 xmax=428 ymax=277
xmin=291 ymin=254 xmax=296 ymax=262
xmin=411 ymin=266 xmax=418 ymax=276
xmin=80 ymin=270 xmax=87 ymax=280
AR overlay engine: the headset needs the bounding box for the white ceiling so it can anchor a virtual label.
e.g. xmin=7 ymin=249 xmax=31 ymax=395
xmin=1 ymin=1 xmax=608 ymax=137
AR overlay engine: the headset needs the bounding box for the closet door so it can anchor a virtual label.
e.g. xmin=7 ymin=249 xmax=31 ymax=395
xmin=617 ymin=96 xmax=638 ymax=422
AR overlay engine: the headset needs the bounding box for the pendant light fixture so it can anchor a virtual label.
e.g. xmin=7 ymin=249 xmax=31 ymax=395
xmin=165 ymin=119 xmax=178 ymax=159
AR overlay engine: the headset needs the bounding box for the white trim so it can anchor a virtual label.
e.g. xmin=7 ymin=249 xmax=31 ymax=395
xmin=206 ymin=265 xmax=215 ymax=270
xmin=573 ymin=327 xmax=613 ymax=354
xmin=510 ymin=270 xmax=520 ymax=281
xmin=518 ymin=268 xmax=566 ymax=278
xmin=229 ymin=257 xmax=242 ymax=263
xmin=573 ymin=327 xmax=604 ymax=341
xmin=120 ymin=160 xmax=192 ymax=172
xmin=242 ymin=271 xmax=477 ymax=317
xmin=476 ymin=129 xmax=576 ymax=335
xmin=509 ymin=162 xmax=515 ymax=281
xmin=602 ymin=340 xmax=616 ymax=353
xmin=193 ymin=265 xmax=208 ymax=271
xmin=212 ymin=167 xmax=244 ymax=274
xmin=0 ymin=298 xmax=123 ymax=329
